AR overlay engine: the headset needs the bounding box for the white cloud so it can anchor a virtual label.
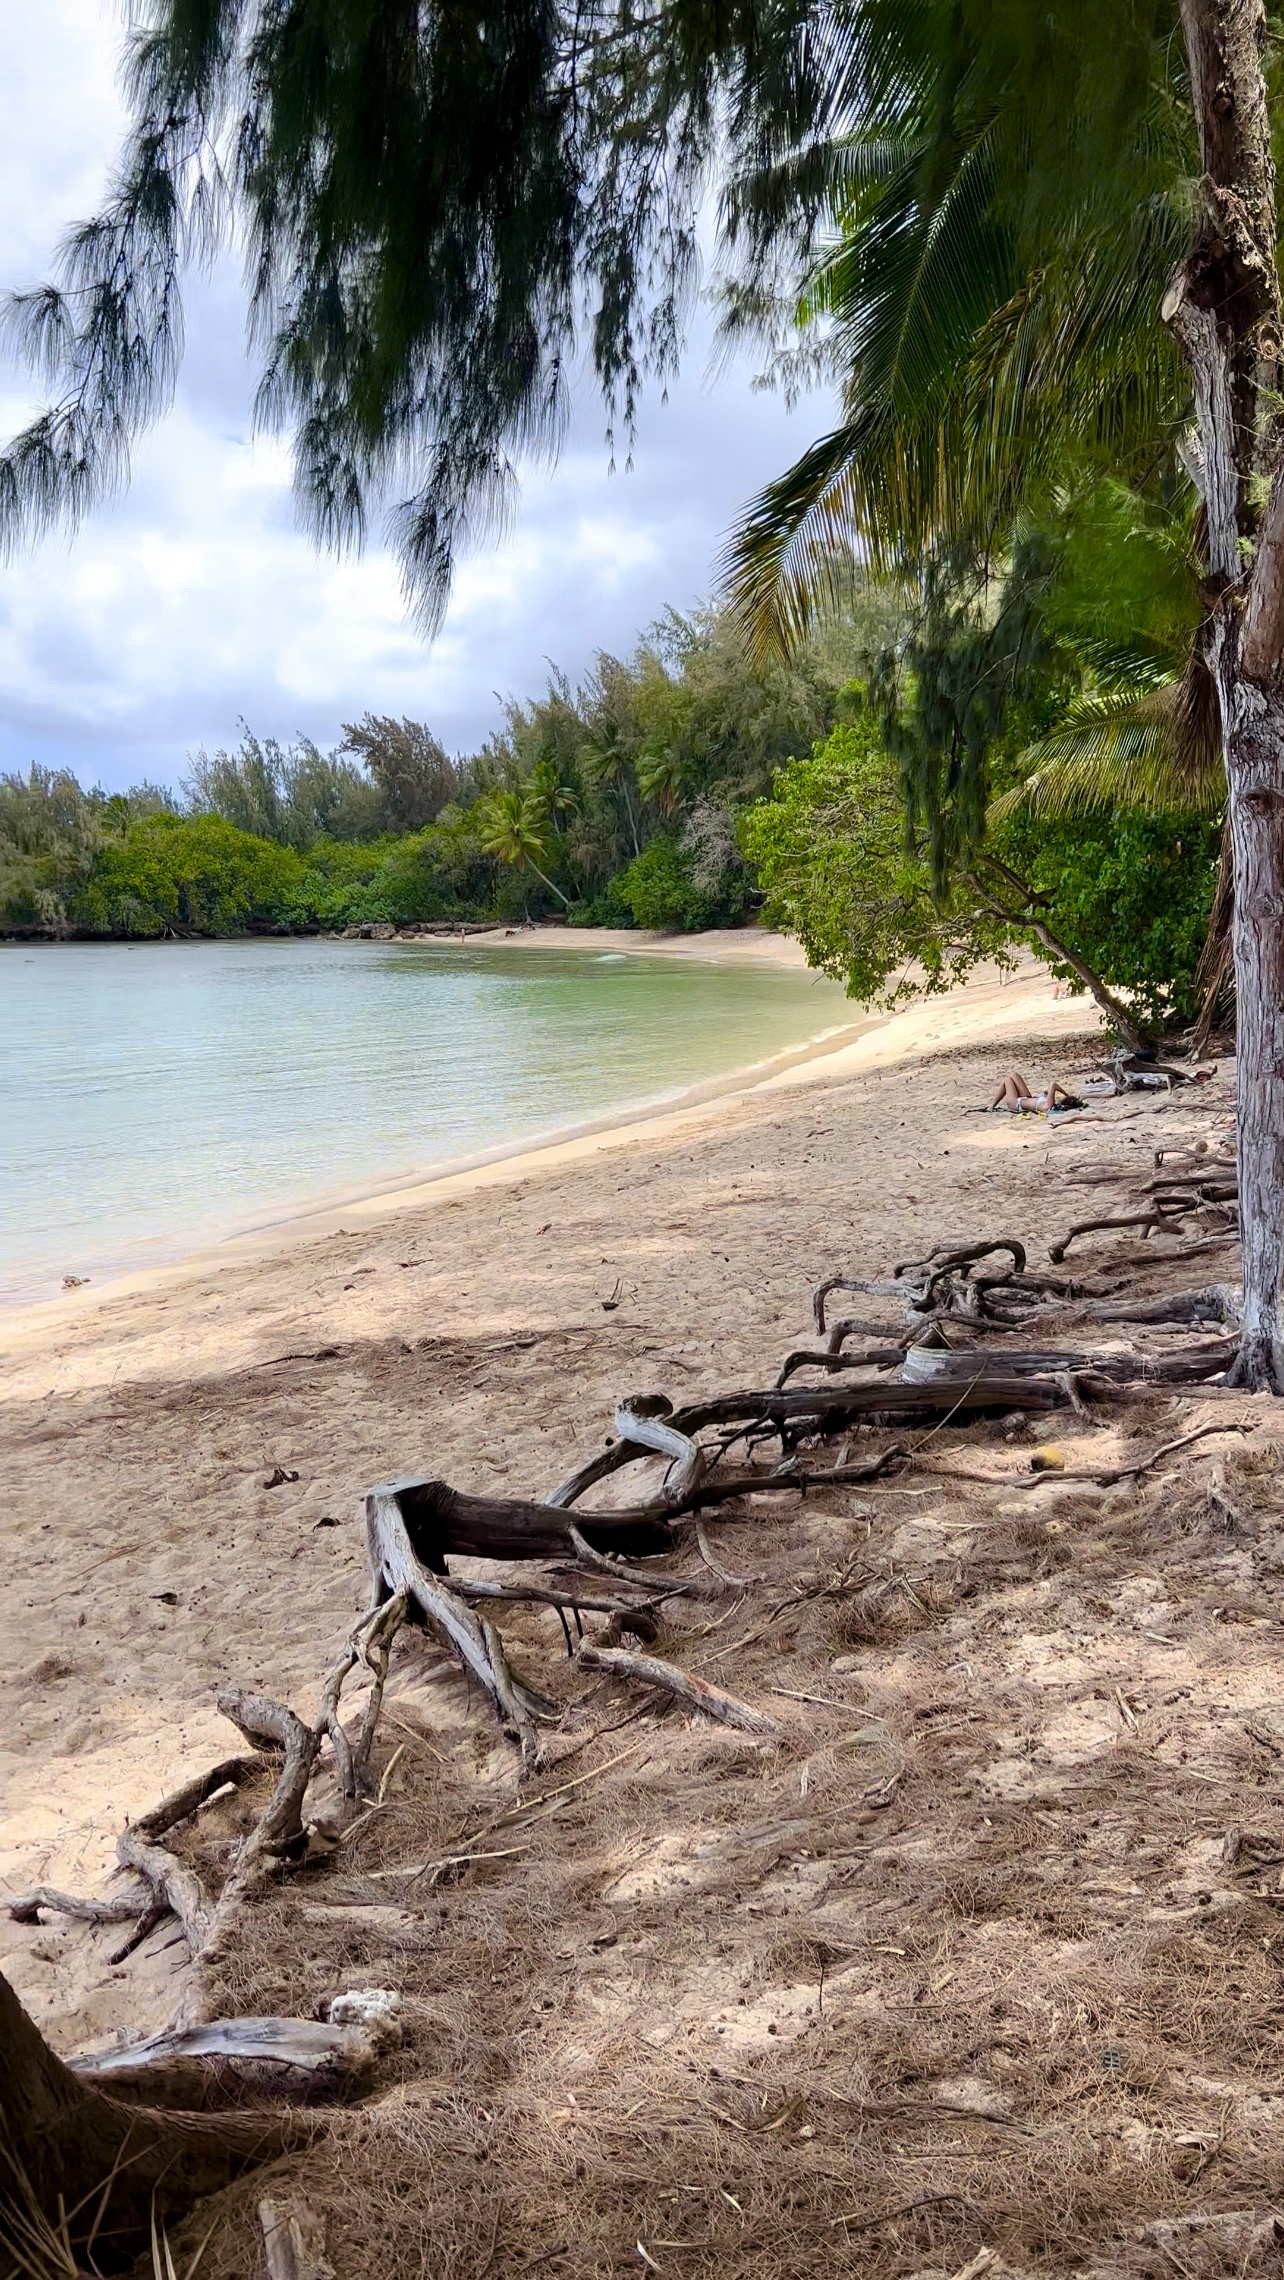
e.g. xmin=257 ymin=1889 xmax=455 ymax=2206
xmin=0 ymin=2 xmax=834 ymax=791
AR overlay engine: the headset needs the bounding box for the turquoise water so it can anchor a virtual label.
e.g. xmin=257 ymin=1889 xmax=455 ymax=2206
xmin=0 ymin=937 xmax=853 ymax=1304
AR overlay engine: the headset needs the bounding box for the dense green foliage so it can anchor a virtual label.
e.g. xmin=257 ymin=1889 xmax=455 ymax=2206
xmin=996 ymin=810 xmax=1220 ymax=1031
xmin=724 ymin=0 xmax=1196 ymax=656
xmin=744 ymin=715 xmax=1220 ymax=1030
xmin=0 ymin=581 xmax=1223 ymax=1042
xmin=0 ymin=608 xmax=849 ymax=937
xmin=741 ymin=718 xmax=1014 ymax=1007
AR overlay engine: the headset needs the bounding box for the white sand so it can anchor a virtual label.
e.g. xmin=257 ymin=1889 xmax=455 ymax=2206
xmin=0 ymin=951 xmax=1106 ymax=2046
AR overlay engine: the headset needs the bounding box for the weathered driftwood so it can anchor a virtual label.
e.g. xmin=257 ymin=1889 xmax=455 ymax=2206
xmin=367 ymin=1485 xmax=553 ymax=1766
xmin=455 ymin=1575 xmax=661 ymax=1637
xmin=575 ymin=1642 xmax=775 ymax=1732
xmin=389 ymin=1446 xmax=905 ymax=1565
xmin=898 ymin=1339 xmax=1234 ymax=1389
xmin=386 ymin=1470 xmax=674 ymax=1560
xmin=775 ymin=1343 xmax=905 ymax=1389
xmin=16 ymin=1605 xmax=415 ymax=2040
xmin=71 ymin=2015 xmax=381 ymax=2108
xmin=613 ymin=1395 xmax=710 ymax=1504
xmin=1076 ymin=1284 xmax=1241 ymax=1329
xmin=7 ymin=1882 xmax=150 ymax=1927
xmin=894 ymin=1238 xmax=1029 ymax=1306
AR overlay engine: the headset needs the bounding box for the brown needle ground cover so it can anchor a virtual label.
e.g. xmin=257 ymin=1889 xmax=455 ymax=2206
xmin=4 ymin=989 xmax=1282 ymax=2278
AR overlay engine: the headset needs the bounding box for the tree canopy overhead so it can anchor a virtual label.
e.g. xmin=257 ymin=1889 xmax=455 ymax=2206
xmin=718 ymin=0 xmax=1202 ymax=655
xmin=0 ymin=0 xmax=858 ymax=626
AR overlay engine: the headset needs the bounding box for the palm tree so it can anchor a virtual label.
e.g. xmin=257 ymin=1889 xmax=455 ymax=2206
xmin=635 ymin=744 xmax=685 ymax=818
xmin=720 ymin=9 xmax=1191 ymax=661
xmin=724 ymin=0 xmax=1284 ymax=1385
xmin=474 ymin=789 xmax=573 ymax=907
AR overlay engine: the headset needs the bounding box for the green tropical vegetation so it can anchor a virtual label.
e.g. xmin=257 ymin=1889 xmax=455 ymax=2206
xmin=4 ymin=0 xmax=1281 ymax=1369
xmin=2 ymin=576 xmax=1220 ymax=1045
xmin=0 ymin=0 xmax=1241 ymax=1027
xmin=0 ymin=609 xmax=847 ymax=938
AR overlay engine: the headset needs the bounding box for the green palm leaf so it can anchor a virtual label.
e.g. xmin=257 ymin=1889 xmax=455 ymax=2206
xmin=991 ymin=654 xmax=1222 ymax=822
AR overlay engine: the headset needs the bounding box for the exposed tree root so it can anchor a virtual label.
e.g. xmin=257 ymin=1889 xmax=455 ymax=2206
xmin=367 ymin=1486 xmax=553 ymax=1767
xmin=6 ymin=1186 xmax=1266 ymax=2268
xmin=575 ymin=1642 xmax=776 ymax=1731
xmin=0 ymin=1970 xmax=310 ymax=2268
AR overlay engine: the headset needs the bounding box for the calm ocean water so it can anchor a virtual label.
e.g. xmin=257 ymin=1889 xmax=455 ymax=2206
xmin=0 ymin=937 xmax=853 ymax=1304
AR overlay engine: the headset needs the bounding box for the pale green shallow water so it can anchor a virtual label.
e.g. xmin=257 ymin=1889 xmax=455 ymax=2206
xmin=0 ymin=937 xmax=853 ymax=1305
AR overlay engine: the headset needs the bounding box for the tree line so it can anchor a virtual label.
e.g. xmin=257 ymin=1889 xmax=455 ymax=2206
xmin=0 ymin=0 xmax=1276 ymax=1401
xmin=2 ymin=582 xmax=1218 ymax=1043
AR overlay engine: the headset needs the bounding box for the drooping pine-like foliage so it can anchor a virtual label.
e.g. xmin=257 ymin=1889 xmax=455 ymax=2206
xmin=0 ymin=0 xmax=865 ymax=625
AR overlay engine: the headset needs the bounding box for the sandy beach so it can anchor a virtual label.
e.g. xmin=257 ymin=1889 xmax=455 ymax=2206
xmin=11 ymin=948 xmax=1282 ymax=2280
xmin=1 ymin=953 xmax=1094 ymax=1931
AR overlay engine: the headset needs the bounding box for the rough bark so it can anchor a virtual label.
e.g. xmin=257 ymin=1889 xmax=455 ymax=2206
xmin=1190 ymin=813 xmax=1236 ymax=1049
xmin=1169 ymin=0 xmax=1284 ymax=1389
xmin=366 ymin=1485 xmax=554 ymax=1766
xmin=0 ymin=1969 xmax=301 ymax=2264
xmin=72 ymin=2016 xmax=379 ymax=2109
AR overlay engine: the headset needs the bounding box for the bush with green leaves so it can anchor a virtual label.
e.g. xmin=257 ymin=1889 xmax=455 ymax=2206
xmin=741 ymin=714 xmax=1214 ymax=1030
xmin=74 ymin=815 xmax=301 ymax=937
xmin=991 ymin=808 xmax=1220 ymax=1031
xmin=740 ymin=718 xmax=1012 ymax=1005
xmin=607 ymin=835 xmax=739 ymax=933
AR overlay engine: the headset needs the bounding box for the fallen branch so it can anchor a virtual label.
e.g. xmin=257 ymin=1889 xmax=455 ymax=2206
xmin=575 ymin=1642 xmax=776 ymax=1732
xmin=1017 ymin=1417 xmax=1253 ymax=1489
xmin=7 ymin=1883 xmax=150 ymax=1928
xmin=1074 ymin=1284 xmax=1241 ymax=1329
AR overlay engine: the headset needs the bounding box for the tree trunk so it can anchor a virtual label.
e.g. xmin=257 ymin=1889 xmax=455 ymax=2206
xmin=1212 ymin=618 xmax=1284 ymax=1385
xmin=967 ymin=859 xmax=1149 ymax=1048
xmin=1190 ymin=810 xmax=1234 ymax=1050
xmin=0 ymin=1969 xmax=298 ymax=2266
xmin=527 ymin=858 xmax=571 ymax=907
xmin=1168 ymin=0 xmax=1284 ymax=1387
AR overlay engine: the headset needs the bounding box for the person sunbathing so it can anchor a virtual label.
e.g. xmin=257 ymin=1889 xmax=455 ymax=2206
xmin=988 ymin=1072 xmax=1081 ymax=1114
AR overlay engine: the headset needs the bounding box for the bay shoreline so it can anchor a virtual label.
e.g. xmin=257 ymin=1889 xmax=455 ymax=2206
xmin=0 ymin=951 xmax=1080 ymax=1356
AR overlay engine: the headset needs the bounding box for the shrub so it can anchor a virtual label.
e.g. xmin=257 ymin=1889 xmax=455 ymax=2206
xmin=74 ymin=815 xmax=301 ymax=936
xmin=606 ymin=835 xmax=749 ymax=932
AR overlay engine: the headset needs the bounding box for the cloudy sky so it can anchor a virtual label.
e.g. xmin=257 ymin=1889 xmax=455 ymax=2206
xmin=0 ymin=1 xmax=832 ymax=796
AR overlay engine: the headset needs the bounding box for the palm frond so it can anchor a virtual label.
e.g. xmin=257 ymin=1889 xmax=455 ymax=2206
xmin=991 ymin=653 xmax=1222 ymax=821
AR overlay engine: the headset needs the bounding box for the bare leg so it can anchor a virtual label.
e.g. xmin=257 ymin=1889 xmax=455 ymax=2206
xmin=989 ymin=1073 xmax=1032 ymax=1112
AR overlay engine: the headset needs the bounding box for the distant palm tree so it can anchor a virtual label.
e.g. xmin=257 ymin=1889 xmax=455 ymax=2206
xmin=475 ymin=789 xmax=573 ymax=907
xmin=636 ymin=744 xmax=684 ymax=818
